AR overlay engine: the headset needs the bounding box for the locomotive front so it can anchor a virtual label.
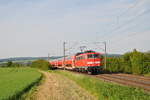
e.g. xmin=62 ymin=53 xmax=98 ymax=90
xmin=74 ymin=50 xmax=102 ymax=74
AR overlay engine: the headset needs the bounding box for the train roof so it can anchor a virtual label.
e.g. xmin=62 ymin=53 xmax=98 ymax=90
xmin=75 ymin=50 xmax=97 ymax=56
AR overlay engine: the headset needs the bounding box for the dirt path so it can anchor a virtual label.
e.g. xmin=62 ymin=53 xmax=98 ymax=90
xmin=26 ymin=71 xmax=96 ymax=100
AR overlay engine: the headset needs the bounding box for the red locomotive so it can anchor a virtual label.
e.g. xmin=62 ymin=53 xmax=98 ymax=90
xmin=50 ymin=50 xmax=102 ymax=74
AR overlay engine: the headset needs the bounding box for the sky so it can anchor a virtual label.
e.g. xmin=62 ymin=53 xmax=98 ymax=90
xmin=0 ymin=0 xmax=150 ymax=58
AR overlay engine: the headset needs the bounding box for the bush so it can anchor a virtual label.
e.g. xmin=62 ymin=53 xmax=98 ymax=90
xmin=130 ymin=49 xmax=144 ymax=74
xmin=7 ymin=61 xmax=13 ymax=67
xmin=105 ymin=58 xmax=121 ymax=73
xmin=104 ymin=49 xmax=150 ymax=74
xmin=30 ymin=59 xmax=49 ymax=70
xmin=122 ymin=52 xmax=132 ymax=73
xmin=0 ymin=61 xmax=22 ymax=68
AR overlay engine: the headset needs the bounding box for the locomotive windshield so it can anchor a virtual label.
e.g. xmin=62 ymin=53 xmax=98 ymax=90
xmin=88 ymin=54 xmax=100 ymax=58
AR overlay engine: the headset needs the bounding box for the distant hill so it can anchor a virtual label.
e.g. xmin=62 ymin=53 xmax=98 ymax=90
xmin=105 ymin=54 xmax=122 ymax=57
xmin=0 ymin=56 xmax=62 ymax=63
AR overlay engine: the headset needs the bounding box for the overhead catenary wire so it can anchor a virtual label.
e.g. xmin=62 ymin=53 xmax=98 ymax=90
xmin=96 ymin=0 xmax=149 ymax=40
xmin=103 ymin=8 xmax=150 ymax=40
xmin=117 ymin=0 xmax=140 ymax=20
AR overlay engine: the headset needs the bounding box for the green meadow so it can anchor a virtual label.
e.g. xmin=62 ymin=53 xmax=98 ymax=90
xmin=0 ymin=68 xmax=42 ymax=100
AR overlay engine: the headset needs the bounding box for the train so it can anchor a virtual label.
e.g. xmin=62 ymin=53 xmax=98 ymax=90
xmin=49 ymin=50 xmax=103 ymax=74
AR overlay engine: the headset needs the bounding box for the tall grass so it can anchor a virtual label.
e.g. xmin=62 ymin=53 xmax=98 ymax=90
xmin=0 ymin=68 xmax=42 ymax=100
xmin=53 ymin=70 xmax=150 ymax=100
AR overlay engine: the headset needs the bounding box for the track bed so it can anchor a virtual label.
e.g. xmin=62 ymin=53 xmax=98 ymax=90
xmin=95 ymin=73 xmax=150 ymax=91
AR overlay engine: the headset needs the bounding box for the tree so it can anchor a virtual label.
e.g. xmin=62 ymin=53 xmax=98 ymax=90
xmin=7 ymin=61 xmax=13 ymax=67
xmin=130 ymin=49 xmax=144 ymax=74
xmin=122 ymin=52 xmax=132 ymax=73
xmin=31 ymin=59 xmax=49 ymax=70
xmin=103 ymin=49 xmax=150 ymax=74
xmin=143 ymin=51 xmax=150 ymax=74
xmin=105 ymin=57 xmax=121 ymax=73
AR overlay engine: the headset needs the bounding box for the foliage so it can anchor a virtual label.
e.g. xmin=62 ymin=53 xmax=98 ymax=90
xmin=7 ymin=61 xmax=13 ymax=67
xmin=130 ymin=49 xmax=144 ymax=74
xmin=0 ymin=68 xmax=42 ymax=100
xmin=105 ymin=58 xmax=122 ymax=73
xmin=143 ymin=51 xmax=150 ymax=74
xmin=53 ymin=70 xmax=150 ymax=100
xmin=121 ymin=52 xmax=132 ymax=73
xmin=0 ymin=61 xmax=23 ymax=68
xmin=30 ymin=59 xmax=49 ymax=70
xmin=104 ymin=49 xmax=150 ymax=74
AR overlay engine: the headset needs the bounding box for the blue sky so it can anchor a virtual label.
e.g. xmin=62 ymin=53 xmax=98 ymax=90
xmin=0 ymin=0 xmax=150 ymax=58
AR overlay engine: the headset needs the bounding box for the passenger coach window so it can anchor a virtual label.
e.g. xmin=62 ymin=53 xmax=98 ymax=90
xmin=88 ymin=54 xmax=99 ymax=58
xmin=76 ymin=56 xmax=85 ymax=60
xmin=93 ymin=54 xmax=99 ymax=58
xmin=88 ymin=55 xmax=93 ymax=58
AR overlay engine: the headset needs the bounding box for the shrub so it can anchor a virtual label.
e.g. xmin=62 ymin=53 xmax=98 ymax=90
xmin=30 ymin=59 xmax=49 ymax=70
xmin=130 ymin=49 xmax=144 ymax=74
xmin=104 ymin=49 xmax=150 ymax=74
xmin=105 ymin=58 xmax=121 ymax=73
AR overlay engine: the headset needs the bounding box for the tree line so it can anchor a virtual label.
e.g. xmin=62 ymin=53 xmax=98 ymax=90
xmin=103 ymin=49 xmax=150 ymax=74
xmin=0 ymin=61 xmax=24 ymax=67
xmin=0 ymin=59 xmax=50 ymax=70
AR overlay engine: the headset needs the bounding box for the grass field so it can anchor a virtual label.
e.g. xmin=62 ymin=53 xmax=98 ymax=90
xmin=0 ymin=68 xmax=42 ymax=100
xmin=144 ymin=73 xmax=150 ymax=76
xmin=53 ymin=70 xmax=150 ymax=100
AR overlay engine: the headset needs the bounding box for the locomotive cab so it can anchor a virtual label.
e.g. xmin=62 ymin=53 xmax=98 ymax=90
xmin=74 ymin=50 xmax=102 ymax=74
xmin=87 ymin=53 xmax=101 ymax=66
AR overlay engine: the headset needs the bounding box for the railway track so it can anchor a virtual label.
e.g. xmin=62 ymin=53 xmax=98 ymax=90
xmin=95 ymin=74 xmax=150 ymax=92
xmin=62 ymin=69 xmax=150 ymax=92
xmin=116 ymin=73 xmax=150 ymax=81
